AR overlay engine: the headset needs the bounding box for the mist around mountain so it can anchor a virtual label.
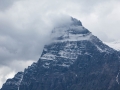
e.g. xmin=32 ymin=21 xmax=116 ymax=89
xmin=1 ymin=17 xmax=120 ymax=90
xmin=104 ymin=41 xmax=120 ymax=51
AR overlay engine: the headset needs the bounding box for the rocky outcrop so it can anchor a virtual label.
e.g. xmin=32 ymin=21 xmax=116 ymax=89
xmin=1 ymin=17 xmax=120 ymax=90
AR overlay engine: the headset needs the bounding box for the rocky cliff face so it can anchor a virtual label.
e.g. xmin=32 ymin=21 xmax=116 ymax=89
xmin=1 ymin=17 xmax=120 ymax=90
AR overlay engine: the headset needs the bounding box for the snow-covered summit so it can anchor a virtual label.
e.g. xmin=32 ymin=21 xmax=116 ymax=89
xmin=51 ymin=17 xmax=91 ymax=42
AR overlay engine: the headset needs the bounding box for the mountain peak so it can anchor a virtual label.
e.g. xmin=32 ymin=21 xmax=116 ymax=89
xmin=71 ymin=17 xmax=82 ymax=26
xmin=1 ymin=17 xmax=120 ymax=90
xmin=51 ymin=17 xmax=91 ymax=42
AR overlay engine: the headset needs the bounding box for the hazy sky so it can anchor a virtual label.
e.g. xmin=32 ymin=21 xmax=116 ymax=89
xmin=0 ymin=0 xmax=120 ymax=88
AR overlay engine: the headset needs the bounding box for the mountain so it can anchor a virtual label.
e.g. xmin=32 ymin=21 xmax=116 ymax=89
xmin=1 ymin=17 xmax=120 ymax=90
xmin=104 ymin=41 xmax=120 ymax=51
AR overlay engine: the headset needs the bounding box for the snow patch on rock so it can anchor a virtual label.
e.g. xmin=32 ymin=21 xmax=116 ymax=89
xmin=41 ymin=53 xmax=56 ymax=60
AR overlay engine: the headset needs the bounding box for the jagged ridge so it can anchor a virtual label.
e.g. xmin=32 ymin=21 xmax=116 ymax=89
xmin=1 ymin=17 xmax=120 ymax=90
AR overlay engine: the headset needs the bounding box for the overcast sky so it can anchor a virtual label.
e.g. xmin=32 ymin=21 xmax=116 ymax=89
xmin=0 ymin=0 xmax=120 ymax=88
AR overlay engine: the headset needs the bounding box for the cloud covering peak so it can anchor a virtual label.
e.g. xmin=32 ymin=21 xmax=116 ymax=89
xmin=0 ymin=0 xmax=120 ymax=88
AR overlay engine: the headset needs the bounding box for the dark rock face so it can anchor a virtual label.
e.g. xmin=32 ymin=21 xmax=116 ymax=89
xmin=1 ymin=17 xmax=120 ymax=90
xmin=1 ymin=72 xmax=23 ymax=90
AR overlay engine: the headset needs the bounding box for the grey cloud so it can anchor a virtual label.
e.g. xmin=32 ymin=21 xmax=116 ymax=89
xmin=0 ymin=0 xmax=120 ymax=88
xmin=0 ymin=2 xmax=72 ymax=65
xmin=0 ymin=0 xmax=18 ymax=11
